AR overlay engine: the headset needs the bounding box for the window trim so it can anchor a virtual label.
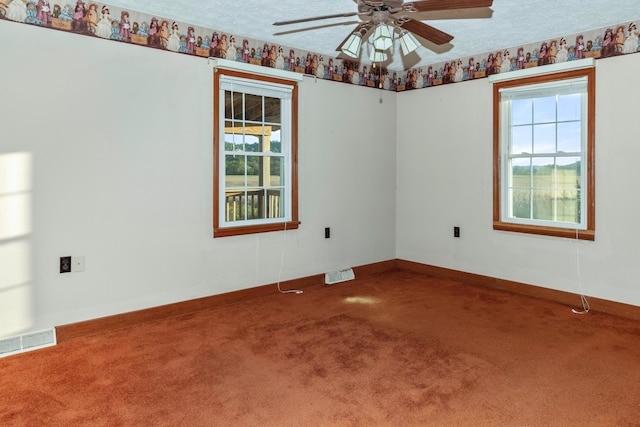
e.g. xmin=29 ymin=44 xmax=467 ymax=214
xmin=492 ymin=67 xmax=596 ymax=241
xmin=213 ymin=68 xmax=300 ymax=238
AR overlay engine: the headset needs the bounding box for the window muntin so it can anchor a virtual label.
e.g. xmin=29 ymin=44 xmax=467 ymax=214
xmin=213 ymin=70 xmax=299 ymax=237
xmin=493 ymin=68 xmax=595 ymax=240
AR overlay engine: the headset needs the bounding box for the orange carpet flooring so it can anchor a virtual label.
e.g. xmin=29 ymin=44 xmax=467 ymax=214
xmin=2 ymin=269 xmax=640 ymax=426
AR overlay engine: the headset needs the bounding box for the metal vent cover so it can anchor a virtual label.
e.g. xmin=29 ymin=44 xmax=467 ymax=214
xmin=325 ymin=268 xmax=355 ymax=285
xmin=0 ymin=329 xmax=57 ymax=358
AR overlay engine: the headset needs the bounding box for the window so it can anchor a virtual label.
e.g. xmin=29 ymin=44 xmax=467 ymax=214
xmin=213 ymin=69 xmax=299 ymax=237
xmin=493 ymin=67 xmax=595 ymax=240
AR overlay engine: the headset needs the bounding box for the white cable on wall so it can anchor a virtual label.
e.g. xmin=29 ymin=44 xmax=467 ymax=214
xmin=276 ymin=221 xmax=303 ymax=295
xmin=572 ymin=228 xmax=590 ymax=314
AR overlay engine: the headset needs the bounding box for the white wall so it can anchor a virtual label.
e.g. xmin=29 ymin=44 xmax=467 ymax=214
xmin=0 ymin=21 xmax=397 ymax=337
xmin=5 ymin=19 xmax=638 ymax=339
xmin=396 ymin=53 xmax=640 ymax=307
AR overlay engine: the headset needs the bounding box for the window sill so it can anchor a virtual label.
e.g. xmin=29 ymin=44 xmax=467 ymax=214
xmin=214 ymin=221 xmax=301 ymax=238
xmin=493 ymin=221 xmax=594 ymax=241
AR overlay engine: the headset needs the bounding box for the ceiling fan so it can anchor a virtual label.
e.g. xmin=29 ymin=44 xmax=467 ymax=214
xmin=274 ymin=0 xmax=493 ymax=61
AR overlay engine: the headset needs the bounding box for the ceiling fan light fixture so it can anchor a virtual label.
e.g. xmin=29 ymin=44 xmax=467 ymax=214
xmin=399 ymin=30 xmax=420 ymax=56
xmin=372 ymin=23 xmax=393 ymax=51
xmin=277 ymin=0 xmax=492 ymax=67
xmin=341 ymin=32 xmax=363 ymax=58
xmin=369 ymin=48 xmax=388 ymax=63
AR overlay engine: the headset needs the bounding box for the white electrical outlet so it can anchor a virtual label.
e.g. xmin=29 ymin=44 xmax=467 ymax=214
xmin=72 ymin=256 xmax=85 ymax=272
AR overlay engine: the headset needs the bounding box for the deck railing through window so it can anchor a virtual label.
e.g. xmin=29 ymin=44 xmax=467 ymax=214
xmin=225 ymin=189 xmax=282 ymax=221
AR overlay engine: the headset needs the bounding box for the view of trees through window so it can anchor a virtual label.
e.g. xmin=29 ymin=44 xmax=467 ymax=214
xmin=511 ymin=160 xmax=581 ymax=223
xmin=224 ymin=139 xmax=282 ymax=177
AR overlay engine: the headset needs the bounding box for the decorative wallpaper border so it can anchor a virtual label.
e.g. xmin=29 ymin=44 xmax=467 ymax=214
xmin=1 ymin=0 xmax=638 ymax=92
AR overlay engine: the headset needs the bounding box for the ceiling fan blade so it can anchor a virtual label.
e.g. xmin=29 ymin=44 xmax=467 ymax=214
xmin=335 ymin=21 xmax=374 ymax=51
xmin=396 ymin=18 xmax=453 ymax=45
xmin=273 ymin=20 xmax=361 ymax=36
xmin=404 ymin=0 xmax=493 ymax=13
xmin=274 ymin=12 xmax=358 ymax=26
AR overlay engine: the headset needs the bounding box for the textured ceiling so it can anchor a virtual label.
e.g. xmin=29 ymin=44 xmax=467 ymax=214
xmin=103 ymin=0 xmax=640 ymax=70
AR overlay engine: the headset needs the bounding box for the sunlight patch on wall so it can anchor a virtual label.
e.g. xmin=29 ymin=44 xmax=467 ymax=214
xmin=0 ymin=152 xmax=34 ymax=337
xmin=0 ymin=191 xmax=32 ymax=240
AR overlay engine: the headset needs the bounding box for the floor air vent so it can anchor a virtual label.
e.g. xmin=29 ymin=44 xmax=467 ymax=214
xmin=325 ymin=268 xmax=355 ymax=285
xmin=0 ymin=328 xmax=56 ymax=358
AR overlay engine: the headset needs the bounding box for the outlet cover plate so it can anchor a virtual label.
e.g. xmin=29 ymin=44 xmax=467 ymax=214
xmin=72 ymin=256 xmax=85 ymax=272
xmin=60 ymin=256 xmax=72 ymax=273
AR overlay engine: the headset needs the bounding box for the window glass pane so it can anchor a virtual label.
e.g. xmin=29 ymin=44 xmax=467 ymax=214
xmin=245 ymin=155 xmax=261 ymax=186
xmin=224 ymin=121 xmax=244 ymax=151
xmin=532 ymin=157 xmax=554 ymax=188
xmin=557 ymin=93 xmax=581 ymax=122
xmin=511 ymin=158 xmax=531 ymax=188
xmin=532 ymin=189 xmax=553 ymax=220
xmin=511 ymin=99 xmax=532 ymax=125
xmin=244 ymin=134 xmax=260 ymax=153
xmin=533 ymin=123 xmax=556 ymax=153
xmin=245 ymin=189 xmax=263 ymax=220
xmin=267 ymin=156 xmax=284 ymax=186
xmin=557 ymin=121 xmax=581 ymax=153
xmin=511 ymin=125 xmax=532 ymax=154
xmin=533 ymin=96 xmax=556 ymax=123
xmin=225 ymin=155 xmax=245 ymax=187
xmin=224 ymin=91 xmax=243 ymax=120
xmin=556 ymin=189 xmax=580 ymax=223
xmin=556 ymin=157 xmax=581 ymax=190
xmin=266 ymin=188 xmax=285 ymax=219
xmin=225 ymin=191 xmax=245 ymax=222
xmin=264 ymin=97 xmax=281 ymax=123
xmin=511 ymin=188 xmax=531 ymax=219
xmin=224 ymin=132 xmax=235 ymax=152
xmin=269 ymin=127 xmax=282 ymax=153
xmin=244 ymin=94 xmax=263 ymax=122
